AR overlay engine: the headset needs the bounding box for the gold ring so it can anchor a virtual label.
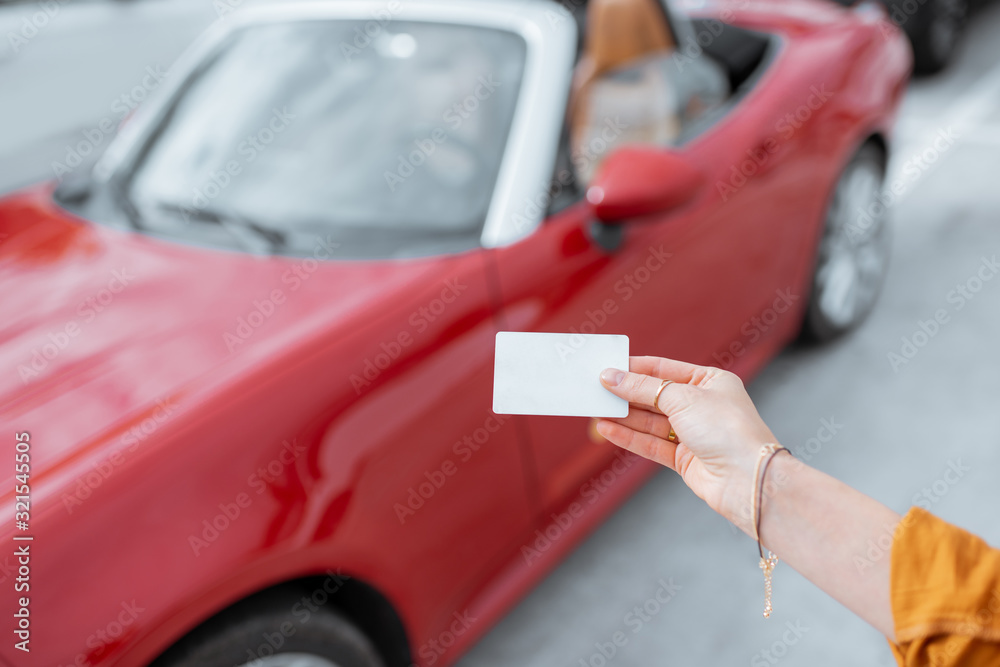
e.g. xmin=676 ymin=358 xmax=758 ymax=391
xmin=653 ymin=379 xmax=674 ymax=414
xmin=667 ymin=429 xmax=678 ymax=443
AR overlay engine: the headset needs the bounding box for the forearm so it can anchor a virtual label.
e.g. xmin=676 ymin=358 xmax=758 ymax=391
xmin=733 ymin=453 xmax=901 ymax=639
xmin=596 ymin=362 xmax=904 ymax=638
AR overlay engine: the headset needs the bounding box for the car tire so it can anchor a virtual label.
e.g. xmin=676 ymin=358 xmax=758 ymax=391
xmin=151 ymin=591 xmax=386 ymax=667
xmin=802 ymin=143 xmax=891 ymax=342
xmin=909 ymin=0 xmax=968 ymax=75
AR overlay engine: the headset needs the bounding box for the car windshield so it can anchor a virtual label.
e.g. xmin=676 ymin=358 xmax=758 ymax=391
xmin=124 ymin=20 xmax=527 ymax=259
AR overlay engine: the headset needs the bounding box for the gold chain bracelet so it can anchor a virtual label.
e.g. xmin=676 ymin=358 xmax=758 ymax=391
xmin=751 ymin=443 xmax=787 ymax=618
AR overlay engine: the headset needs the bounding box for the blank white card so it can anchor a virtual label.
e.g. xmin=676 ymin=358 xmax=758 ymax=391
xmin=493 ymin=332 xmax=629 ymax=418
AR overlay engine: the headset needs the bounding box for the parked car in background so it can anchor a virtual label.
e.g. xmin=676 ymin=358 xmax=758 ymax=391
xmin=0 ymin=0 xmax=910 ymax=665
xmin=832 ymin=0 xmax=970 ymax=73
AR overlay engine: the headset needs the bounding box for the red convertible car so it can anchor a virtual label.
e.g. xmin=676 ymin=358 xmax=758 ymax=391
xmin=0 ymin=0 xmax=909 ymax=665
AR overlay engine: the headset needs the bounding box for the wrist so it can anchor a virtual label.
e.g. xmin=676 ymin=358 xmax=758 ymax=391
xmin=756 ymin=451 xmax=800 ymax=550
xmin=716 ymin=447 xmax=769 ymax=537
xmin=718 ymin=444 xmax=795 ymax=539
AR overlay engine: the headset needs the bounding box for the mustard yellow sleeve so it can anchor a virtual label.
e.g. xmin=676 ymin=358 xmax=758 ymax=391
xmin=888 ymin=506 xmax=1000 ymax=667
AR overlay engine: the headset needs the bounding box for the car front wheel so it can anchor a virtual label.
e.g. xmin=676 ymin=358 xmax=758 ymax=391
xmin=151 ymin=591 xmax=386 ymax=667
xmin=802 ymin=143 xmax=891 ymax=342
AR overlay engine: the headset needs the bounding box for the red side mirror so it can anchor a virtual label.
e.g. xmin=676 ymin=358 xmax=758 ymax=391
xmin=586 ymin=146 xmax=705 ymax=223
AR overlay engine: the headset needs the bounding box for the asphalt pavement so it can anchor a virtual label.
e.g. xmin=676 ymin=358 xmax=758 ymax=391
xmin=3 ymin=1 xmax=999 ymax=666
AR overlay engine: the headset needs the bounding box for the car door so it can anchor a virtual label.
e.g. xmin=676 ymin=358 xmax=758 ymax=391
xmin=329 ymin=251 xmax=542 ymax=621
xmin=488 ymin=50 xmax=804 ymax=514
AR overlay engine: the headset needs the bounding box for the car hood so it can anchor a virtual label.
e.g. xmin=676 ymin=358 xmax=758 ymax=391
xmin=0 ymin=185 xmax=468 ymax=493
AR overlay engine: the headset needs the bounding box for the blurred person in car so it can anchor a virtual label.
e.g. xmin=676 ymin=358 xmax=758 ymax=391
xmin=569 ymin=0 xmax=729 ymax=183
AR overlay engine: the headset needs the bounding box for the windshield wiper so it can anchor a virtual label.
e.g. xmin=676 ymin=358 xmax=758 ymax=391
xmin=155 ymin=202 xmax=287 ymax=255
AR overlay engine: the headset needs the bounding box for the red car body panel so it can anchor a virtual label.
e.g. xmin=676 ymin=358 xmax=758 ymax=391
xmin=0 ymin=1 xmax=909 ymax=666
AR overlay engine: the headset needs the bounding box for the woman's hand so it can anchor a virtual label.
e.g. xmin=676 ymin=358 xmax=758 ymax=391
xmin=600 ymin=355 xmax=903 ymax=639
xmin=598 ymin=356 xmax=779 ymax=535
